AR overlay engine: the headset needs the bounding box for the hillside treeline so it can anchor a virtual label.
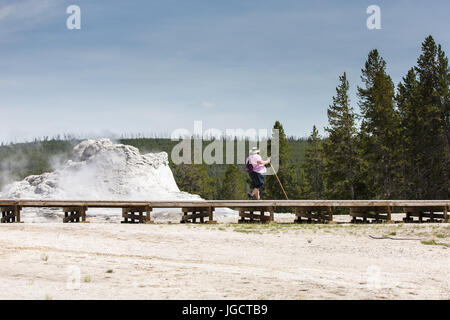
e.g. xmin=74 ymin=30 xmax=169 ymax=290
xmin=0 ymin=136 xmax=307 ymax=199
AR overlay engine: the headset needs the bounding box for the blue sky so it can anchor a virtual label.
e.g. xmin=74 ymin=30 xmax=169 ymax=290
xmin=0 ymin=0 xmax=449 ymax=143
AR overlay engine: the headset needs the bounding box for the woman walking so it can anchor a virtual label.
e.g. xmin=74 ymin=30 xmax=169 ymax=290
xmin=245 ymin=147 xmax=271 ymax=200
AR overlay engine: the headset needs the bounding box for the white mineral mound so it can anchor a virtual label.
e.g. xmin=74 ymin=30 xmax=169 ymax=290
xmin=1 ymin=138 xmax=200 ymax=201
xmin=0 ymin=139 xmax=238 ymax=223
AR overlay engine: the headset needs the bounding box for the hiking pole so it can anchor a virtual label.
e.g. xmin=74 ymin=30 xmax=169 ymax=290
xmin=270 ymin=162 xmax=289 ymax=200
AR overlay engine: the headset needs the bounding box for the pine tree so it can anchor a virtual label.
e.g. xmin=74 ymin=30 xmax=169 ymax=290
xmin=324 ymin=72 xmax=359 ymax=199
xmin=357 ymin=49 xmax=400 ymax=199
xmin=296 ymin=168 xmax=312 ymax=199
xmin=220 ymin=165 xmax=246 ymax=200
xmin=264 ymin=121 xmax=298 ymax=200
xmin=172 ymin=163 xmax=214 ymax=199
xmin=396 ymin=68 xmax=421 ymax=198
xmin=304 ymin=125 xmax=326 ymax=199
xmin=414 ymin=36 xmax=448 ymax=198
xmin=396 ymin=36 xmax=449 ymax=199
xmin=436 ymin=44 xmax=450 ymax=198
xmin=415 ymin=36 xmax=442 ymax=198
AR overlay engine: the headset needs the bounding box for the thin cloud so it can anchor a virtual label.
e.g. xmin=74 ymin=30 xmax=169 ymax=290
xmin=0 ymin=0 xmax=61 ymax=34
xmin=201 ymin=101 xmax=216 ymax=108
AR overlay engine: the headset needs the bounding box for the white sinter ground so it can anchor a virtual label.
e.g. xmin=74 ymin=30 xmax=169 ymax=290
xmin=0 ymin=139 xmax=238 ymax=222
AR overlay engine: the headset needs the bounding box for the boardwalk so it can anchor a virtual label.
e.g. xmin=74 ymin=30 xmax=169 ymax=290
xmin=0 ymin=199 xmax=449 ymax=224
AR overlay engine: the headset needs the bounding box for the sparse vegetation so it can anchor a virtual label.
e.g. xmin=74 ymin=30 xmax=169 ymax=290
xmin=421 ymin=240 xmax=450 ymax=247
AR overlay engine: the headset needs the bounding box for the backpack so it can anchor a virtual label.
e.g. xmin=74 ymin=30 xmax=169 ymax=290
xmin=245 ymin=158 xmax=254 ymax=173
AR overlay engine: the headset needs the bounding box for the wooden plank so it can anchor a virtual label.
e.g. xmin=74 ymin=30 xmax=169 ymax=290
xmin=327 ymin=206 xmax=334 ymax=222
xmin=122 ymin=208 xmax=128 ymax=223
xmin=0 ymin=206 xmax=21 ymax=223
xmin=122 ymin=206 xmax=151 ymax=212
xmin=1 ymin=210 xmax=14 ymax=223
xmin=238 ymin=208 xmax=272 ymax=213
xmin=350 ymin=209 xmax=389 ymax=220
xmin=295 ymin=206 xmax=335 ymax=224
xmin=404 ymin=212 xmax=444 ymax=219
xmin=403 ymin=206 xmax=447 ymax=212
xmin=180 ymin=212 xmax=210 ymax=221
xmin=122 ymin=214 xmax=149 ymax=223
xmin=294 ymin=206 xmax=334 ymax=211
xmin=295 ymin=209 xmax=331 ymax=220
xmin=295 ymin=207 xmax=332 ymax=215
xmin=0 ymin=199 xmax=449 ymax=227
xmin=62 ymin=206 xmax=87 ymax=223
xmin=239 ymin=212 xmax=272 ymax=221
xmin=122 ymin=212 xmax=147 ymax=219
xmin=350 ymin=212 xmax=389 ymax=220
xmin=208 ymin=207 xmax=214 ymax=220
xmin=145 ymin=206 xmax=152 ymax=222
xmin=407 ymin=208 xmax=443 ymax=224
xmin=180 ymin=207 xmax=215 ymax=223
xmin=350 ymin=206 xmax=390 ymax=213
xmin=0 ymin=199 xmax=448 ymax=209
xmin=295 ymin=217 xmax=319 ymax=224
xmin=14 ymin=205 xmax=21 ymax=223
xmin=121 ymin=206 xmax=152 ymax=223
xmin=63 ymin=211 xmax=80 ymax=223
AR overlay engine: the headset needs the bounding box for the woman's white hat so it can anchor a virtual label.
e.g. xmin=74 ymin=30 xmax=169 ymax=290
xmin=250 ymin=147 xmax=260 ymax=154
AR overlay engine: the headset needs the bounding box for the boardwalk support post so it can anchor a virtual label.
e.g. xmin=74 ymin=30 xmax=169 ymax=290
xmin=403 ymin=207 xmax=446 ymax=223
xmin=294 ymin=206 xmax=333 ymax=224
xmin=444 ymin=206 xmax=448 ymax=223
xmin=238 ymin=206 xmax=274 ymax=223
xmin=350 ymin=207 xmax=390 ymax=224
xmin=0 ymin=205 xmax=21 ymax=223
xmin=121 ymin=206 xmax=153 ymax=223
xmin=63 ymin=206 xmax=87 ymax=223
xmin=180 ymin=206 xmax=216 ymax=223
